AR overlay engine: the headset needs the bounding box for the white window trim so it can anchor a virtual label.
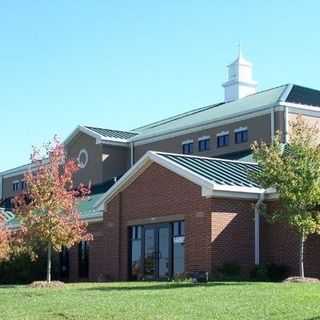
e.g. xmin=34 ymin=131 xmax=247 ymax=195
xmin=216 ymin=131 xmax=229 ymax=137
xmin=181 ymin=139 xmax=194 ymax=145
xmin=234 ymin=126 xmax=248 ymax=133
xmin=12 ymin=180 xmax=20 ymax=191
xmin=198 ymin=135 xmax=210 ymax=141
xmin=78 ymin=149 xmax=89 ymax=169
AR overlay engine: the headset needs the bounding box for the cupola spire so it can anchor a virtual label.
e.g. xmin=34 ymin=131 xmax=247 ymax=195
xmin=222 ymin=47 xmax=257 ymax=102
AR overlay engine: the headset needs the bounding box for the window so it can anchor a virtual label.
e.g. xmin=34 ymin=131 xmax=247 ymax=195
xmin=12 ymin=181 xmax=19 ymax=192
xmin=182 ymin=142 xmax=193 ymax=154
xmin=78 ymin=240 xmax=89 ymax=278
xmin=235 ymin=129 xmax=248 ymax=144
xmin=130 ymin=225 xmax=143 ymax=280
xmin=60 ymin=247 xmax=69 ymax=279
xmin=198 ymin=137 xmax=210 ymax=152
xmin=77 ymin=149 xmax=88 ymax=169
xmin=173 ymin=221 xmax=185 ymax=276
xmin=217 ymin=133 xmax=229 ymax=148
xmin=20 ymin=180 xmax=26 ymax=191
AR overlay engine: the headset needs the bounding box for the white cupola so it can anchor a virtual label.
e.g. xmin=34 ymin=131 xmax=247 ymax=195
xmin=222 ymin=48 xmax=257 ymax=102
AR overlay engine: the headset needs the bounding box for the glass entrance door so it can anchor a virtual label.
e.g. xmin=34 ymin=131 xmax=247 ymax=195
xmin=143 ymin=224 xmax=170 ymax=280
xmin=158 ymin=225 xmax=170 ymax=279
xmin=144 ymin=227 xmax=156 ymax=280
xmin=129 ymin=221 xmax=184 ymax=280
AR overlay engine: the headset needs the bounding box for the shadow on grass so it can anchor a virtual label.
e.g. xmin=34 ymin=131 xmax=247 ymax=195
xmin=0 ymin=285 xmax=20 ymax=289
xmin=80 ymin=281 xmax=252 ymax=292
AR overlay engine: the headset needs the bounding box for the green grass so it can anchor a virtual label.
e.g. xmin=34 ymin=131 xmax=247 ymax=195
xmin=0 ymin=281 xmax=320 ymax=320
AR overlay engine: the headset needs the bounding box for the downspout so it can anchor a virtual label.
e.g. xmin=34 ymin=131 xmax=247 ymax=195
xmin=254 ymin=191 xmax=265 ymax=265
xmin=270 ymin=107 xmax=275 ymax=142
xmin=284 ymin=106 xmax=289 ymax=144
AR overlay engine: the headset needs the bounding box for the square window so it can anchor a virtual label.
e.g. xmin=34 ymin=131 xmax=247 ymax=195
xmin=235 ymin=130 xmax=248 ymax=144
xmin=20 ymin=180 xmax=26 ymax=191
xmin=182 ymin=142 xmax=193 ymax=154
xmin=12 ymin=181 xmax=19 ymax=192
xmin=217 ymin=134 xmax=229 ymax=148
xmin=198 ymin=139 xmax=210 ymax=152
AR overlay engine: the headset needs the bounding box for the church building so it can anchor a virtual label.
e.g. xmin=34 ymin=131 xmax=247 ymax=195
xmin=1 ymin=51 xmax=320 ymax=281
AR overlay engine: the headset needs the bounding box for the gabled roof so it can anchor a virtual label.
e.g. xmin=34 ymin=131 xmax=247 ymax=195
xmin=64 ymin=125 xmax=137 ymax=146
xmin=95 ymin=151 xmax=273 ymax=211
xmin=158 ymin=152 xmax=260 ymax=188
xmin=84 ymin=126 xmax=138 ymax=141
xmin=286 ymin=85 xmax=320 ymax=107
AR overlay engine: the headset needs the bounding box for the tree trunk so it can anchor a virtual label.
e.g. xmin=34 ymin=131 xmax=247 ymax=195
xmin=47 ymin=243 xmax=52 ymax=283
xmin=299 ymin=232 xmax=305 ymax=279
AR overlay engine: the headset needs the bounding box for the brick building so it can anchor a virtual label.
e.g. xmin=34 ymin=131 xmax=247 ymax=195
xmin=1 ymin=51 xmax=320 ymax=281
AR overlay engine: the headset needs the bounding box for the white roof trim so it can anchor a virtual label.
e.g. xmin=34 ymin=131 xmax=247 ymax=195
xmin=198 ymin=135 xmax=210 ymax=141
xmin=0 ymin=159 xmax=49 ymax=179
xmin=216 ymin=130 xmax=229 ymax=137
xmin=64 ymin=125 xmax=131 ymax=147
xmin=129 ymin=102 xmax=278 ymax=145
xmin=94 ymin=151 xmax=269 ymax=211
xmin=279 ymin=84 xmax=293 ymax=102
xmin=182 ymin=139 xmax=194 ymax=145
xmin=234 ymin=126 xmax=248 ymax=133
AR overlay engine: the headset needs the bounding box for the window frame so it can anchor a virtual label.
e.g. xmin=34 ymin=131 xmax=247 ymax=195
xmin=182 ymin=140 xmax=194 ymax=154
xmin=234 ymin=127 xmax=248 ymax=144
xmin=198 ymin=136 xmax=210 ymax=152
xmin=216 ymin=131 xmax=229 ymax=148
xmin=12 ymin=181 xmax=20 ymax=192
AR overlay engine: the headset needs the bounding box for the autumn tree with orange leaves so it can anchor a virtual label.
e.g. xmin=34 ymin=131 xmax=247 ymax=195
xmin=0 ymin=213 xmax=10 ymax=261
xmin=14 ymin=137 xmax=92 ymax=283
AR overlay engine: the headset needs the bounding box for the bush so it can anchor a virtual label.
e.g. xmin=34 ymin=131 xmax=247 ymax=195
xmin=217 ymin=262 xmax=241 ymax=279
xmin=0 ymin=250 xmax=60 ymax=285
xmin=250 ymin=263 xmax=290 ymax=282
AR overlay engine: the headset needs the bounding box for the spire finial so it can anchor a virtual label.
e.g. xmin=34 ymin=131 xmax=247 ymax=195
xmin=238 ymin=41 xmax=242 ymax=58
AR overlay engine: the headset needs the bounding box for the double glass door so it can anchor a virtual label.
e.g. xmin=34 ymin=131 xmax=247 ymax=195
xmin=144 ymin=224 xmax=170 ymax=280
xmin=129 ymin=221 xmax=185 ymax=280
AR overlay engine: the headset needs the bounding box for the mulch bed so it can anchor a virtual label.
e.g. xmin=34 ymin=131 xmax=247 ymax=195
xmin=28 ymin=281 xmax=65 ymax=288
xmin=283 ymin=277 xmax=320 ymax=283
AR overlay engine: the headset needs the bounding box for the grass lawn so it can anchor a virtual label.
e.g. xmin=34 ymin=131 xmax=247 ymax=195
xmin=0 ymin=281 xmax=320 ymax=320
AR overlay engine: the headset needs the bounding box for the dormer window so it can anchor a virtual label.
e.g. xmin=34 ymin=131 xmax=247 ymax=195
xmin=235 ymin=127 xmax=248 ymax=144
xmin=182 ymin=140 xmax=193 ymax=154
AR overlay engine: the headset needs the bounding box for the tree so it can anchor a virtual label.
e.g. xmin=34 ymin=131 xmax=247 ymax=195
xmin=0 ymin=213 xmax=10 ymax=261
xmin=14 ymin=136 xmax=92 ymax=283
xmin=252 ymin=115 xmax=320 ymax=278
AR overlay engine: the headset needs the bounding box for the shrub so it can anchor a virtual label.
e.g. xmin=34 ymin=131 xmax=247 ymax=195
xmin=217 ymin=262 xmax=241 ymax=279
xmin=250 ymin=263 xmax=290 ymax=282
xmin=0 ymin=250 xmax=60 ymax=284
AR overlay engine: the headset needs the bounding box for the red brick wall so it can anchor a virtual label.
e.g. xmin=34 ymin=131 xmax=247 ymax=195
xmin=69 ymin=221 xmax=105 ymax=282
xmin=262 ymin=201 xmax=320 ymax=277
xmin=105 ymin=163 xmax=213 ymax=280
xmin=211 ymin=199 xmax=256 ymax=274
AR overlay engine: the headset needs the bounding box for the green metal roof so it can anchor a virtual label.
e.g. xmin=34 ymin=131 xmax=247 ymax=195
xmin=156 ymin=152 xmax=260 ymax=188
xmin=131 ymin=85 xmax=288 ymax=142
xmin=85 ymin=126 xmax=138 ymax=141
xmin=1 ymin=192 xmax=105 ymax=228
xmin=77 ymin=192 xmax=105 ymax=220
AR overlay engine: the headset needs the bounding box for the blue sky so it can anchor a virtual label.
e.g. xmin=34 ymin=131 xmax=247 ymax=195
xmin=1 ymin=1 xmax=320 ymax=171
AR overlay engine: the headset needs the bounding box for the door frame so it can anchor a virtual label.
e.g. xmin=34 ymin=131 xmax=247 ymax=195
xmin=142 ymin=223 xmax=172 ymax=280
